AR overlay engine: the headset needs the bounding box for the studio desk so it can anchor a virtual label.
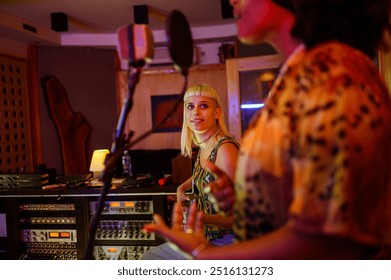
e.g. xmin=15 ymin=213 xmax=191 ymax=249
xmin=0 ymin=181 xmax=179 ymax=260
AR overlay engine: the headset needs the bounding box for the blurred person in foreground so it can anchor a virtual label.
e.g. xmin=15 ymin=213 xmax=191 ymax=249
xmin=144 ymin=0 xmax=391 ymax=259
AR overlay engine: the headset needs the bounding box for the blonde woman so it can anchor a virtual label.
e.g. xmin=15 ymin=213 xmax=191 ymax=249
xmin=141 ymin=84 xmax=239 ymax=259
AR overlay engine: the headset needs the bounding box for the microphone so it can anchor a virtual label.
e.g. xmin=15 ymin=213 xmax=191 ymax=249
xmin=117 ymin=24 xmax=154 ymax=66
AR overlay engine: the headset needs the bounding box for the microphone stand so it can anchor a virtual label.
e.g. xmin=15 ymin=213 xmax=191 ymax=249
xmin=83 ymin=64 xmax=143 ymax=260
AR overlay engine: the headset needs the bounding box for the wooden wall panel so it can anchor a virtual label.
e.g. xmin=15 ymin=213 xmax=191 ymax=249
xmin=27 ymin=45 xmax=43 ymax=167
xmin=379 ymin=48 xmax=391 ymax=94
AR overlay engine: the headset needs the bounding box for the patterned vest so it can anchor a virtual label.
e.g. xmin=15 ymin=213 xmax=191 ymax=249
xmin=192 ymin=136 xmax=240 ymax=240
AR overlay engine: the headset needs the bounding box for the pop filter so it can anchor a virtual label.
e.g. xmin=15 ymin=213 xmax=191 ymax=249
xmin=165 ymin=10 xmax=194 ymax=76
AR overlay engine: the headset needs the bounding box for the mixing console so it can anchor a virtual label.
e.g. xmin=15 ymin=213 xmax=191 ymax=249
xmin=0 ymin=192 xmax=169 ymax=259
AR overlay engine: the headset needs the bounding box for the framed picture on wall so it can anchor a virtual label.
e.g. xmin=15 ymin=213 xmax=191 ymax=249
xmin=151 ymin=94 xmax=184 ymax=133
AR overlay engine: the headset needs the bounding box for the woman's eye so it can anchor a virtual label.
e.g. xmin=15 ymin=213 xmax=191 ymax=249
xmin=186 ymin=104 xmax=194 ymax=110
xmin=200 ymin=104 xmax=208 ymax=109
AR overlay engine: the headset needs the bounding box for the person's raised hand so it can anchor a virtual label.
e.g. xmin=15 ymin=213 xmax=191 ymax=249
xmin=143 ymin=202 xmax=209 ymax=258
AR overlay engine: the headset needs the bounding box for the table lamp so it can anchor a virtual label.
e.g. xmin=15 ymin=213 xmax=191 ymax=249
xmin=89 ymin=149 xmax=110 ymax=179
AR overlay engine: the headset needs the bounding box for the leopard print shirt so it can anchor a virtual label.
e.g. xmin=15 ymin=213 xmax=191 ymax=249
xmin=233 ymin=42 xmax=391 ymax=251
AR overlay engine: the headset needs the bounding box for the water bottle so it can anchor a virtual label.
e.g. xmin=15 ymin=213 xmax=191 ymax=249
xmin=122 ymin=150 xmax=132 ymax=177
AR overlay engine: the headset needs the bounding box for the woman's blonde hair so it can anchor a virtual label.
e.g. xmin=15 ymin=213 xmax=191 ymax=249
xmin=180 ymin=84 xmax=230 ymax=157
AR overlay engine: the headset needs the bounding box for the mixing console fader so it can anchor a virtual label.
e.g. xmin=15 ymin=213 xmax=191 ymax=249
xmin=95 ymin=220 xmax=154 ymax=240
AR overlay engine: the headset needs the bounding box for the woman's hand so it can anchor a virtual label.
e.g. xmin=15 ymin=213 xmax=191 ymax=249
xmin=204 ymin=161 xmax=235 ymax=216
xmin=143 ymin=202 xmax=209 ymax=258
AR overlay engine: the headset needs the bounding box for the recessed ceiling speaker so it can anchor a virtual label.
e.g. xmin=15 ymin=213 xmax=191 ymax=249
xmin=51 ymin=12 xmax=68 ymax=32
xmin=133 ymin=5 xmax=149 ymax=24
xmin=221 ymin=0 xmax=234 ymax=19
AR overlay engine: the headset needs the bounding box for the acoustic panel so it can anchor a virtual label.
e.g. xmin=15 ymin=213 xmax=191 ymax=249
xmin=0 ymin=55 xmax=33 ymax=174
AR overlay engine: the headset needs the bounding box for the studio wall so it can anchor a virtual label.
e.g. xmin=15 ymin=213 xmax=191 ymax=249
xmin=37 ymin=46 xmax=118 ymax=175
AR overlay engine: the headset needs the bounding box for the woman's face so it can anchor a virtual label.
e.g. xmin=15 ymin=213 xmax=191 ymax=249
xmin=230 ymin=0 xmax=284 ymax=44
xmin=185 ymin=96 xmax=220 ymax=133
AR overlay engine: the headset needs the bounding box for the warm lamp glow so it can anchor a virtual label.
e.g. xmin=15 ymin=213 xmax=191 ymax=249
xmin=89 ymin=149 xmax=110 ymax=178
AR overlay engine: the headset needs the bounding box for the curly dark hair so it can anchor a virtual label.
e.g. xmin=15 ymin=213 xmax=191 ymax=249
xmin=288 ymin=0 xmax=391 ymax=57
